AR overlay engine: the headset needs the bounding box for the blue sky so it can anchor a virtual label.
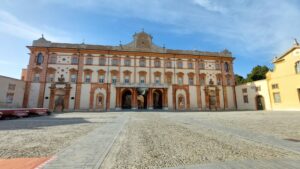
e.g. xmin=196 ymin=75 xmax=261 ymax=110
xmin=1 ymin=0 xmax=300 ymax=79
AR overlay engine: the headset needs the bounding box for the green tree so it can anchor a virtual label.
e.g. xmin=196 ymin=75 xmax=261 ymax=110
xmin=235 ymin=74 xmax=246 ymax=85
xmin=246 ymin=65 xmax=269 ymax=82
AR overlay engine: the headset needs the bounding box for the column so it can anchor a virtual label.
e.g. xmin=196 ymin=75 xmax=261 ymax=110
xmin=216 ymin=87 xmax=220 ymax=110
xmin=49 ymin=84 xmax=56 ymax=111
xmin=204 ymin=87 xmax=209 ymax=110
xmin=116 ymin=87 xmax=121 ymax=110
xmin=75 ymin=53 xmax=84 ymax=110
xmin=89 ymin=89 xmax=94 ymax=111
xmin=64 ymin=84 xmax=72 ymax=111
xmin=132 ymin=88 xmax=138 ymax=110
xmin=106 ymin=85 xmax=111 ymax=111
xmin=163 ymin=88 xmax=168 ymax=110
xmin=147 ymin=88 xmax=153 ymax=109
xmin=186 ymin=88 xmax=190 ymax=110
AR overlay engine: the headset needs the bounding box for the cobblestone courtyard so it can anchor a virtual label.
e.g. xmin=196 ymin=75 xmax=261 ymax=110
xmin=1 ymin=111 xmax=300 ymax=169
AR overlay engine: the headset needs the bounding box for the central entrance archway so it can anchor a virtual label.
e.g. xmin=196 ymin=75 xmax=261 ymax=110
xmin=122 ymin=89 xmax=132 ymax=109
xmin=137 ymin=88 xmax=148 ymax=109
xmin=153 ymin=90 xmax=163 ymax=109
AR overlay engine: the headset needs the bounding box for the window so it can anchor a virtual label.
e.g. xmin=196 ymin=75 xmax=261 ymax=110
xmin=242 ymin=88 xmax=247 ymax=93
xmin=199 ymin=62 xmax=205 ymax=69
xmin=36 ymin=53 xmax=43 ymax=65
xmin=112 ymin=76 xmax=117 ymax=84
xmin=272 ymin=84 xmax=279 ymax=89
xmin=49 ymin=55 xmax=57 ymax=64
xmin=215 ymin=63 xmax=220 ymax=70
xmin=33 ymin=73 xmax=40 ymax=82
xmin=188 ymin=77 xmax=194 ymax=85
xmin=112 ymin=57 xmax=119 ymax=66
xmin=85 ymin=74 xmax=91 ymax=83
xmin=256 ymin=86 xmax=261 ymax=92
xmin=47 ymin=74 xmax=55 ymax=82
xmin=178 ymin=77 xmax=183 ymax=85
xmin=166 ymin=77 xmax=172 ymax=84
xmin=70 ymin=74 xmax=77 ymax=83
xmin=243 ymin=95 xmax=249 ymax=103
xmin=124 ymin=58 xmax=131 ymax=66
xmin=273 ymin=92 xmax=281 ymax=103
xmin=165 ymin=60 xmax=172 ymax=68
xmin=200 ymin=77 xmax=205 ymax=86
xmin=298 ymin=89 xmax=300 ymax=102
xmin=224 ymin=62 xmax=230 ymax=72
xmin=99 ymin=57 xmax=106 ymax=66
xmin=71 ymin=56 xmax=78 ymax=64
xmin=140 ymin=76 xmax=145 ymax=84
xmin=6 ymin=93 xmax=14 ymax=104
xmin=124 ymin=76 xmax=130 ymax=84
xmin=295 ymin=61 xmax=300 ymax=74
xmin=155 ymin=76 xmax=160 ymax=84
xmin=140 ymin=58 xmax=146 ymax=67
xmin=177 ymin=60 xmax=183 ymax=68
xmin=188 ymin=62 xmax=193 ymax=69
xmin=154 ymin=59 xmax=161 ymax=67
xmin=99 ymin=75 xmax=105 ymax=83
xmin=8 ymin=84 xmax=16 ymax=90
xmin=86 ymin=58 xmax=93 ymax=65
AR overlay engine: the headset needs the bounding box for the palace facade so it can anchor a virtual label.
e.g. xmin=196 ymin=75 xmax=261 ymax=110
xmin=23 ymin=31 xmax=236 ymax=111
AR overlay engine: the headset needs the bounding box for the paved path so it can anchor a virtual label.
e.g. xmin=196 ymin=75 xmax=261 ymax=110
xmin=163 ymin=159 xmax=300 ymax=169
xmin=42 ymin=113 xmax=127 ymax=169
xmin=163 ymin=114 xmax=300 ymax=169
xmin=167 ymin=115 xmax=300 ymax=154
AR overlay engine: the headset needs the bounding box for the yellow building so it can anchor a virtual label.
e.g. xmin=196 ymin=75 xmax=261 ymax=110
xmin=266 ymin=41 xmax=300 ymax=110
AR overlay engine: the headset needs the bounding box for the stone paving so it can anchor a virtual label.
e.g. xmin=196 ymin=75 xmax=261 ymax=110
xmin=38 ymin=111 xmax=300 ymax=169
xmin=163 ymin=159 xmax=300 ymax=169
xmin=42 ymin=113 xmax=127 ymax=169
xmin=165 ymin=114 xmax=300 ymax=155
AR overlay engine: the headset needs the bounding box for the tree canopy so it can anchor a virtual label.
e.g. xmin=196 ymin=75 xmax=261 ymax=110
xmin=235 ymin=65 xmax=270 ymax=85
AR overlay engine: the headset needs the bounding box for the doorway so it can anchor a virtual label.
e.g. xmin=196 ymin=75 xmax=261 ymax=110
xmin=137 ymin=88 xmax=148 ymax=109
xmin=153 ymin=90 xmax=163 ymax=109
xmin=256 ymin=95 xmax=265 ymax=110
xmin=122 ymin=90 xmax=132 ymax=109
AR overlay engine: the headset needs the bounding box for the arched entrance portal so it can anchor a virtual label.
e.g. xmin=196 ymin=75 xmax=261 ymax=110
xmin=122 ymin=90 xmax=132 ymax=109
xmin=153 ymin=90 xmax=163 ymax=109
xmin=209 ymin=89 xmax=217 ymax=110
xmin=256 ymin=95 xmax=265 ymax=110
xmin=137 ymin=88 xmax=148 ymax=109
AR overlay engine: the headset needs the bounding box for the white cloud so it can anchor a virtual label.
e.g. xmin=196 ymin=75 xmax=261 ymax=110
xmin=2 ymin=0 xmax=300 ymax=59
xmin=0 ymin=10 xmax=71 ymax=42
xmin=193 ymin=0 xmax=227 ymax=13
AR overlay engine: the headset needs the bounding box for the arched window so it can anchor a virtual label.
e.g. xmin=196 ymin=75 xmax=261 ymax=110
xmin=36 ymin=53 xmax=44 ymax=65
xmin=295 ymin=61 xmax=300 ymax=74
xmin=224 ymin=62 xmax=229 ymax=72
